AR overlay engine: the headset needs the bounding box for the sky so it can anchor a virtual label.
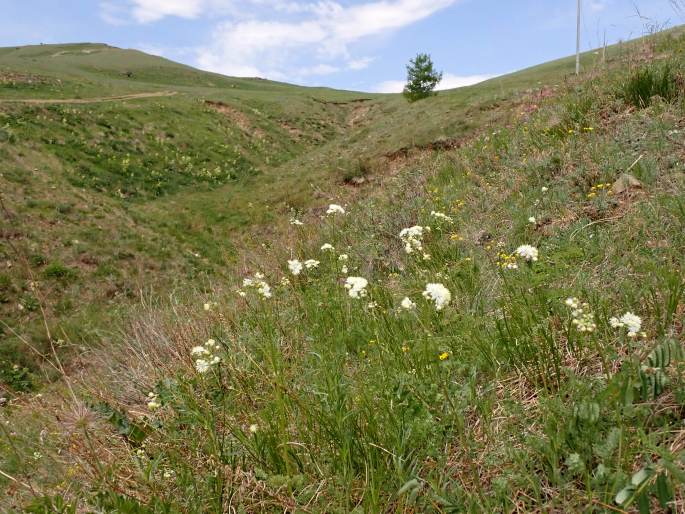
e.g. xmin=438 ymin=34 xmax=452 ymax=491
xmin=1 ymin=0 xmax=683 ymax=92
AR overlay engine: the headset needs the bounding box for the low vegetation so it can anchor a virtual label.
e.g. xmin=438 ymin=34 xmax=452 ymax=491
xmin=1 ymin=29 xmax=685 ymax=513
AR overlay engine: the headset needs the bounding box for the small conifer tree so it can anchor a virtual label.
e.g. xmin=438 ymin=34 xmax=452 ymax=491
xmin=403 ymin=53 xmax=442 ymax=102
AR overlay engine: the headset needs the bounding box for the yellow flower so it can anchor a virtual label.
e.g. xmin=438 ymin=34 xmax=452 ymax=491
xmin=402 ymin=345 xmax=410 ymax=353
xmin=439 ymin=352 xmax=449 ymax=361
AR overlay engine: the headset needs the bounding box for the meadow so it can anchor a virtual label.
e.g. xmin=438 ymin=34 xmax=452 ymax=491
xmin=1 ymin=30 xmax=685 ymax=512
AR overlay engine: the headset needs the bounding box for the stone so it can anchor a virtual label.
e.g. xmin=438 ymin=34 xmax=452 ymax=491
xmin=612 ymin=173 xmax=642 ymax=195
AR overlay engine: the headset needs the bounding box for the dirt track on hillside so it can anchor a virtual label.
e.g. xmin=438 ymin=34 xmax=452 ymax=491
xmin=0 ymin=90 xmax=177 ymax=105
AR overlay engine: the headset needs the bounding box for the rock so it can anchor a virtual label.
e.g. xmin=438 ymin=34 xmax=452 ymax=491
xmin=476 ymin=230 xmax=493 ymax=244
xmin=612 ymin=173 xmax=642 ymax=195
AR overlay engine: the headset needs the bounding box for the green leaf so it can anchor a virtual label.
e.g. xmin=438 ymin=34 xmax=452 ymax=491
xmin=661 ymin=459 xmax=685 ymax=483
xmin=615 ymin=486 xmax=635 ymax=505
xmin=89 ymin=401 xmax=149 ymax=446
xmin=637 ymin=492 xmax=650 ymax=514
xmin=623 ymin=377 xmax=635 ymax=406
xmin=631 ymin=467 xmax=653 ymax=486
xmin=397 ymin=478 xmax=421 ymax=496
xmin=656 ymin=473 xmax=673 ymax=508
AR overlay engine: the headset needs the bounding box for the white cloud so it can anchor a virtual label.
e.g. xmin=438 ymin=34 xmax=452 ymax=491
xmin=348 ymin=57 xmax=375 ymax=70
xmin=299 ymin=63 xmax=341 ymax=76
xmin=197 ymin=0 xmax=460 ymax=79
xmin=374 ymin=79 xmax=406 ymax=93
xmin=107 ymin=0 xmax=378 ymax=25
xmin=129 ymin=0 xmax=208 ymax=23
xmin=105 ymin=0 xmax=461 ymax=83
xmin=374 ymin=73 xmax=494 ymax=93
xmin=437 ymin=73 xmax=494 ymax=90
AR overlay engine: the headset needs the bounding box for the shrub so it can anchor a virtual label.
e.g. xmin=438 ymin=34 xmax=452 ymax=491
xmin=43 ymin=262 xmax=77 ymax=281
xmin=0 ymin=126 xmax=15 ymax=143
xmin=563 ymin=94 xmax=595 ymax=128
xmin=0 ymin=361 xmax=33 ymax=392
xmin=29 ymin=253 xmax=47 ymax=267
xmin=620 ymin=63 xmax=682 ymax=108
xmin=55 ymin=203 xmax=73 ymax=215
xmin=0 ymin=273 xmax=12 ymax=303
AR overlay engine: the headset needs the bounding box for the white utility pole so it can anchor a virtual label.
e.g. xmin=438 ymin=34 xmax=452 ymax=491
xmin=576 ymin=0 xmax=581 ymax=74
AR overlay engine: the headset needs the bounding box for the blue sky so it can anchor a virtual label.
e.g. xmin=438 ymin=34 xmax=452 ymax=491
xmin=1 ymin=0 xmax=682 ymax=92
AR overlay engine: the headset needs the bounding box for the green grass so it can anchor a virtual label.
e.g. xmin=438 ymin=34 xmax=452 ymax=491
xmin=0 ymin=35 xmax=596 ymax=378
xmin=620 ymin=62 xmax=683 ymax=108
xmin=0 ymin=43 xmax=380 ymax=374
xmin=1 ymin=28 xmax=685 ymax=513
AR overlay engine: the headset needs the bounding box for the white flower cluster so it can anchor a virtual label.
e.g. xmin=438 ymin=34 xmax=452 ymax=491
xmin=242 ymin=273 xmax=272 ymax=298
xmin=430 ymin=211 xmax=453 ymax=223
xmin=345 ymin=276 xmax=368 ymax=298
xmin=320 ymin=243 xmax=335 ymax=251
xmin=203 ymin=301 xmax=218 ymax=311
xmin=400 ymin=226 xmax=430 ymax=254
xmin=326 ymin=204 xmax=345 ymax=215
xmin=290 ymin=218 xmax=304 ymax=226
xmin=191 ymin=338 xmax=222 ymax=373
xmin=515 ymin=244 xmax=539 ymax=262
xmin=338 ymin=254 xmax=349 ymax=274
xmin=565 ymin=297 xmax=596 ymax=333
xmin=304 ymin=259 xmax=320 ymax=269
xmin=288 ymin=260 xmax=303 ymax=275
xmin=610 ymin=312 xmax=643 ymax=338
xmin=147 ymin=392 xmax=160 ymax=411
xmin=288 ymin=259 xmax=320 ymax=276
xmin=400 ymin=297 xmax=416 ymax=310
xmin=422 ymin=283 xmax=451 ymax=311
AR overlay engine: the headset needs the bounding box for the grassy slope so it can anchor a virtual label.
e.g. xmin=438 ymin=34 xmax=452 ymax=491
xmin=1 ymin=30 xmax=685 ymax=511
xmin=0 ymin=40 xmax=590 ymax=379
xmin=0 ymin=43 xmax=377 ymax=374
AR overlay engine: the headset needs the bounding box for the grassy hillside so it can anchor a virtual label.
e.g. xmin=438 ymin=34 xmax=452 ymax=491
xmin=0 ymin=43 xmax=381 ymax=377
xmin=1 ymin=29 xmax=685 ymax=512
xmin=0 ymin=43 xmax=360 ymax=98
xmin=0 ymin=39 xmax=593 ymax=383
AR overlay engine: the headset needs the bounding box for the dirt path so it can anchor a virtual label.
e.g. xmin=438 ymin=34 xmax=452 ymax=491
xmin=0 ymin=90 xmax=177 ymax=105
